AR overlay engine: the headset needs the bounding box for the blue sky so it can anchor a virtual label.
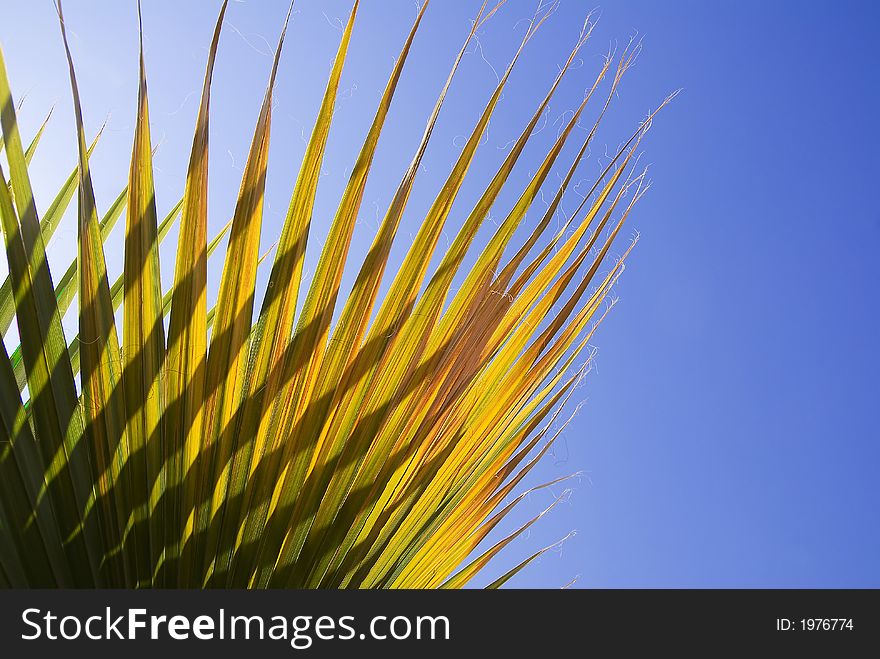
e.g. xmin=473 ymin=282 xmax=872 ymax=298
xmin=1 ymin=0 xmax=878 ymax=588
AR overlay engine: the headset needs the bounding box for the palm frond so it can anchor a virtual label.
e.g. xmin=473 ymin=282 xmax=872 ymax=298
xmin=0 ymin=0 xmax=669 ymax=588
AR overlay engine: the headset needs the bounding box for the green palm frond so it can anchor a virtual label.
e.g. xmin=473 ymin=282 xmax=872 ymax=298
xmin=0 ymin=0 xmax=671 ymax=588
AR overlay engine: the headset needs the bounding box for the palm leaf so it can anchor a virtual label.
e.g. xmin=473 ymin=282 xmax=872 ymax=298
xmin=0 ymin=0 xmax=670 ymax=589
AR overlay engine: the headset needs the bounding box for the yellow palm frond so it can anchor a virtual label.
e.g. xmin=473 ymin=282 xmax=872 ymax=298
xmin=0 ymin=0 xmax=671 ymax=588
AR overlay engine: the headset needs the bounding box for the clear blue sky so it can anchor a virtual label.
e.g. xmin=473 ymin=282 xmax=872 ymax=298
xmin=1 ymin=0 xmax=878 ymax=588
